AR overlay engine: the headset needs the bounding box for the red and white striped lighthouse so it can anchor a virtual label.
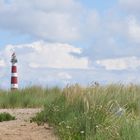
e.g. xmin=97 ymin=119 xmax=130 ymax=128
xmin=11 ymin=52 xmax=18 ymax=90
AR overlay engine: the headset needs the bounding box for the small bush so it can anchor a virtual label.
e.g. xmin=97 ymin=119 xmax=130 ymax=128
xmin=0 ymin=112 xmax=15 ymax=122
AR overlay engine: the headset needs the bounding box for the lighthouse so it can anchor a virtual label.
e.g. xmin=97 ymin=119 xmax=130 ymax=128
xmin=11 ymin=52 xmax=18 ymax=90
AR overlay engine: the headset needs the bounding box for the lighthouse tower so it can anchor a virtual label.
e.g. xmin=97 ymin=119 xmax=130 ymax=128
xmin=11 ymin=52 xmax=18 ymax=90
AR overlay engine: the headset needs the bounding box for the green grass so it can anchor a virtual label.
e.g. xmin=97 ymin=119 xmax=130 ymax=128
xmin=0 ymin=112 xmax=15 ymax=122
xmin=0 ymin=84 xmax=140 ymax=139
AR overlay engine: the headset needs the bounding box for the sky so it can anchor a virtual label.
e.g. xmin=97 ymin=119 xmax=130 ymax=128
xmin=1 ymin=0 xmax=140 ymax=89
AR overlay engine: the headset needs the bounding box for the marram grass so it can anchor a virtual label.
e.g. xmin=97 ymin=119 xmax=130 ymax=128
xmin=32 ymin=84 xmax=140 ymax=140
xmin=0 ymin=86 xmax=61 ymax=108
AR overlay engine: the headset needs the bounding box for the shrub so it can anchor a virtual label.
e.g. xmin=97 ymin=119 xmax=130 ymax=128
xmin=0 ymin=112 xmax=15 ymax=122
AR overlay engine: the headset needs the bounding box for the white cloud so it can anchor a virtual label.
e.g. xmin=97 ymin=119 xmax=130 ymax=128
xmin=96 ymin=56 xmax=140 ymax=70
xmin=29 ymin=63 xmax=40 ymax=69
xmin=83 ymin=10 xmax=100 ymax=36
xmin=0 ymin=0 xmax=81 ymax=41
xmin=128 ymin=17 xmax=140 ymax=43
xmin=0 ymin=0 xmax=100 ymax=42
xmin=3 ymin=41 xmax=89 ymax=69
xmin=58 ymin=72 xmax=72 ymax=80
xmin=119 ymin=0 xmax=140 ymax=10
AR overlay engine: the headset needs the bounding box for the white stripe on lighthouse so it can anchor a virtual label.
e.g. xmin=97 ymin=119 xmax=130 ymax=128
xmin=12 ymin=63 xmax=17 ymax=66
xmin=11 ymin=73 xmax=18 ymax=77
xmin=11 ymin=84 xmax=18 ymax=89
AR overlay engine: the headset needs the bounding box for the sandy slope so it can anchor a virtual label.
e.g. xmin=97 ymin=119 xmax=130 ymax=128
xmin=0 ymin=109 xmax=58 ymax=140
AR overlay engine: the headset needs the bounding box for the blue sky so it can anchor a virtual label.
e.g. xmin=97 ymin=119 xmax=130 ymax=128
xmin=0 ymin=0 xmax=140 ymax=89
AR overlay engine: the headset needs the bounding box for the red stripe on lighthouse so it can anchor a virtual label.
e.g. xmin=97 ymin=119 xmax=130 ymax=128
xmin=11 ymin=77 xmax=18 ymax=84
xmin=11 ymin=66 xmax=17 ymax=73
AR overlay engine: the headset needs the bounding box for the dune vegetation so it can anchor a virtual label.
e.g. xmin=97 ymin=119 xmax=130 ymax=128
xmin=0 ymin=84 xmax=140 ymax=139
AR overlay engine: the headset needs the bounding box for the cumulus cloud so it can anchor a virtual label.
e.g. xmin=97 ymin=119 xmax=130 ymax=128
xmin=0 ymin=0 xmax=100 ymax=42
xmin=96 ymin=56 xmax=140 ymax=70
xmin=3 ymin=41 xmax=89 ymax=69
